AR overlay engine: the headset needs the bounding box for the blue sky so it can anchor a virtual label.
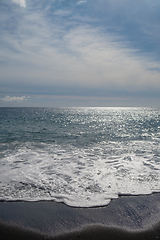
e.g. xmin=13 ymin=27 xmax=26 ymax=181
xmin=0 ymin=0 xmax=160 ymax=107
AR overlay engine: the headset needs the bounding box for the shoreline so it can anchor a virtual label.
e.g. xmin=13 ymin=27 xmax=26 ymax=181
xmin=0 ymin=193 xmax=160 ymax=239
xmin=1 ymin=191 xmax=160 ymax=207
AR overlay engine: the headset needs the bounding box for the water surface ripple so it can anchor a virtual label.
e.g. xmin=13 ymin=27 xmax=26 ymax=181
xmin=0 ymin=107 xmax=160 ymax=207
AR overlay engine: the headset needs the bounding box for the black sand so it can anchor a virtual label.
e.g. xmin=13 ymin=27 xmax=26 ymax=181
xmin=0 ymin=193 xmax=160 ymax=240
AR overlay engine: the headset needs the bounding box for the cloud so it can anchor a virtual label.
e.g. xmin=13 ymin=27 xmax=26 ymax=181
xmin=1 ymin=96 xmax=29 ymax=102
xmin=0 ymin=0 xmax=160 ymax=107
xmin=77 ymin=1 xmax=86 ymax=5
xmin=12 ymin=0 xmax=26 ymax=8
xmin=1 ymin=22 xmax=160 ymax=93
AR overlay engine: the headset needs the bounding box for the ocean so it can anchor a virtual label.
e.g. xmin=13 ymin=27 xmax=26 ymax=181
xmin=0 ymin=107 xmax=160 ymax=207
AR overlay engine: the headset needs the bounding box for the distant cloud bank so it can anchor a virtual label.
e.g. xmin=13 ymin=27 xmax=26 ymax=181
xmin=2 ymin=96 xmax=29 ymax=102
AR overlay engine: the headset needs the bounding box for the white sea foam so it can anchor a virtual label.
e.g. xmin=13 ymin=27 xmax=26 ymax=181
xmin=0 ymin=140 xmax=160 ymax=207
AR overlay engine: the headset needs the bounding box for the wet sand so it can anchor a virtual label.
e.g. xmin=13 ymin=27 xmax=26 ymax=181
xmin=0 ymin=193 xmax=160 ymax=240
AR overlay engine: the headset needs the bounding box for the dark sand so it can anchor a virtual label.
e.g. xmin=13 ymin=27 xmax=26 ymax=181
xmin=0 ymin=193 xmax=160 ymax=240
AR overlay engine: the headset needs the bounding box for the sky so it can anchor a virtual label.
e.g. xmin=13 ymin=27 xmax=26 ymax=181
xmin=0 ymin=0 xmax=160 ymax=107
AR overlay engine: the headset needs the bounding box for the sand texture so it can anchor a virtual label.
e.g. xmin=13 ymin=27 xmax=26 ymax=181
xmin=0 ymin=193 xmax=160 ymax=239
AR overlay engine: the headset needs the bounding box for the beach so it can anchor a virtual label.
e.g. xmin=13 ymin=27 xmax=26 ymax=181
xmin=0 ymin=193 xmax=160 ymax=240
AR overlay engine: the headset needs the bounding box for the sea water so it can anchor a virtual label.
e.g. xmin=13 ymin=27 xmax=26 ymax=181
xmin=0 ymin=107 xmax=160 ymax=207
